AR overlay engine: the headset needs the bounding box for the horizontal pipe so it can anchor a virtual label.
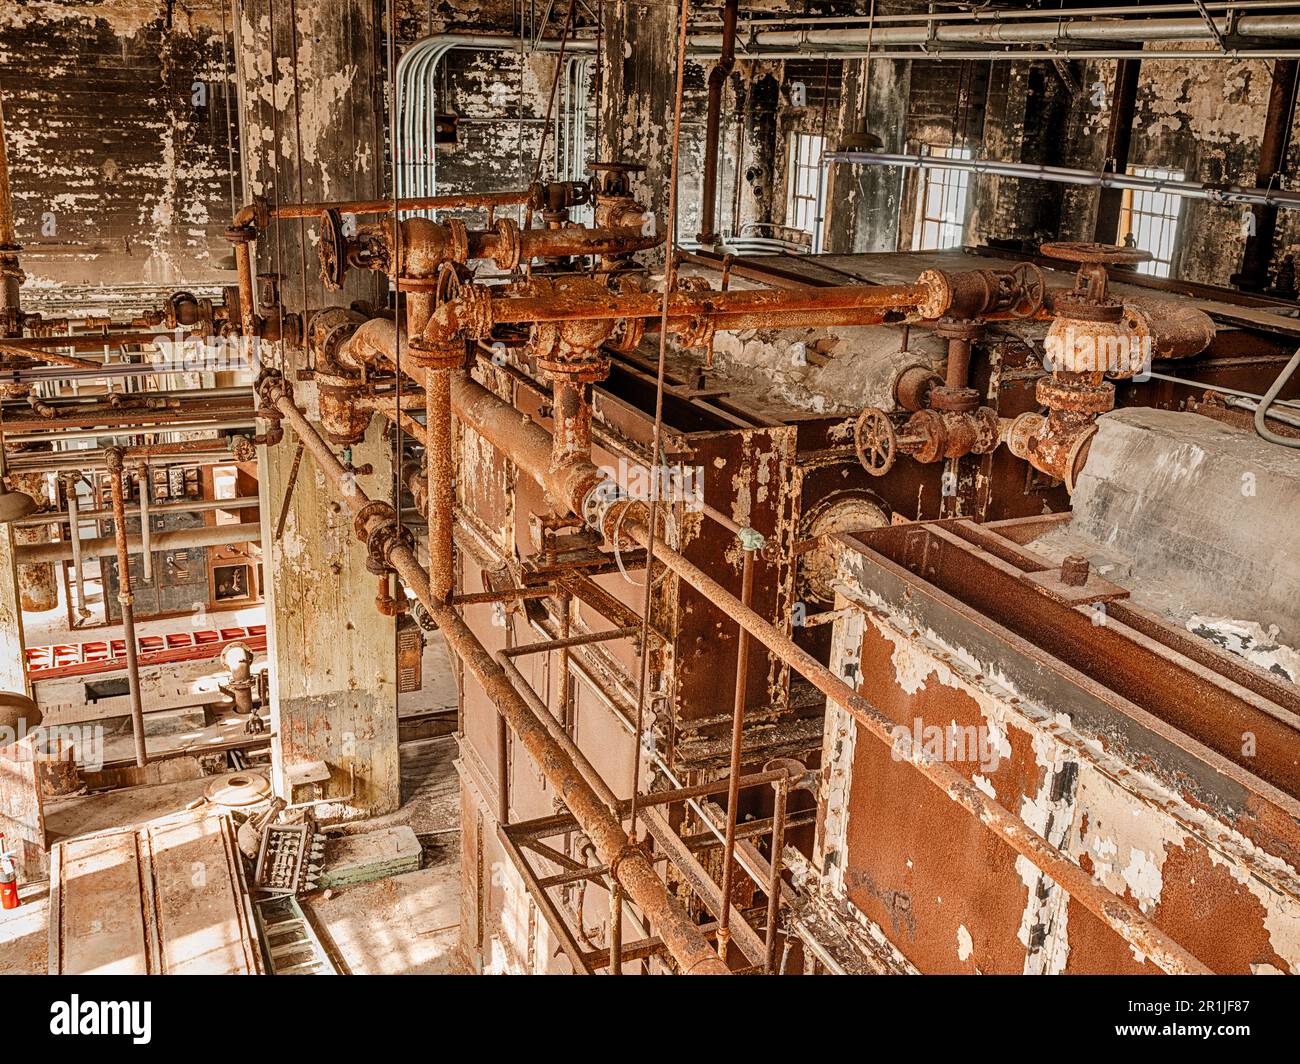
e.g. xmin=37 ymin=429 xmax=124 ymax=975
xmin=16 ymin=520 xmax=259 ymax=564
xmin=13 ymin=495 xmax=259 ymax=529
xmin=3 ymin=418 xmax=256 ymax=444
xmin=688 ymin=13 xmax=1300 ymax=53
xmin=5 ymin=447 xmax=248 ymax=472
xmin=826 ymin=151 xmax=1300 ymax=211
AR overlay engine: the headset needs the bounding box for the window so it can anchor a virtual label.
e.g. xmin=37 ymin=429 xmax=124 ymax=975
xmin=786 ymin=133 xmax=826 ymax=241
xmin=1118 ymin=165 xmax=1184 ymax=278
xmin=912 ymin=145 xmax=972 ymax=251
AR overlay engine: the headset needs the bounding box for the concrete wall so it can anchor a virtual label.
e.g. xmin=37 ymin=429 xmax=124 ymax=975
xmin=0 ymin=0 xmax=240 ymax=289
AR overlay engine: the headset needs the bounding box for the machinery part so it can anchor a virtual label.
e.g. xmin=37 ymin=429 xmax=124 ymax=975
xmin=1004 ymin=407 xmax=1099 ymax=493
xmin=898 ymin=405 xmax=1000 ymax=464
xmin=204 ymin=770 xmax=273 ymax=809
xmin=1007 ymin=262 xmax=1047 ymax=318
xmin=318 ymin=208 xmax=348 ymax=290
xmin=0 ymin=691 xmax=40 ymax=740
xmin=252 ymin=894 xmax=339 ymax=975
xmin=1040 ymin=240 xmax=1152 ymax=267
xmin=893 ymin=363 xmax=943 ymax=412
xmin=1120 ymin=298 xmax=1217 ymax=362
xmin=253 ymin=819 xmax=323 ymax=896
xmin=854 ymin=407 xmax=897 ymax=476
xmin=799 ymin=494 xmax=890 ymax=603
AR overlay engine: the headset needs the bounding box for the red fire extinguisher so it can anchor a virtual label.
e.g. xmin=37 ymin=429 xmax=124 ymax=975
xmin=0 ymin=833 xmax=19 ymax=910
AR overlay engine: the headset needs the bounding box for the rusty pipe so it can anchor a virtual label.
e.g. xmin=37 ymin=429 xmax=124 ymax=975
xmin=427 ymin=367 xmax=455 ymax=603
xmin=697 ymin=0 xmax=739 ymax=247
xmin=105 ymin=449 xmax=148 ymax=768
xmin=232 ymin=187 xmax=542 ymax=228
xmin=267 ymin=386 xmax=728 ymax=976
xmin=715 ymin=543 xmax=754 ymax=959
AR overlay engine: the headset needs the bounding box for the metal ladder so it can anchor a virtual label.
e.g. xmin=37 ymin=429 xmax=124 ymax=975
xmin=252 ymin=895 xmax=339 ymax=975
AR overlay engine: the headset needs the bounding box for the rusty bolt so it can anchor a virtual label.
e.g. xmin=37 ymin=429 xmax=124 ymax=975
xmin=1060 ymin=554 xmax=1090 ymax=587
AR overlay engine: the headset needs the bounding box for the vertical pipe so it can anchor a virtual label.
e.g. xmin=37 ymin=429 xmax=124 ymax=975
xmin=106 ymin=450 xmax=148 ymax=767
xmin=137 ymin=463 xmax=152 ymax=583
xmin=763 ymin=774 xmax=788 ymax=974
xmin=715 ymin=545 xmax=754 ymax=959
xmin=1234 ymin=59 xmax=1299 ymax=292
xmin=1093 ymin=55 xmax=1141 ymax=244
xmin=609 ymin=882 xmax=623 ymax=975
xmin=425 ymin=367 xmax=455 ymax=603
xmin=65 ymin=477 xmax=88 ymax=619
xmin=696 ymin=0 xmax=739 ymax=247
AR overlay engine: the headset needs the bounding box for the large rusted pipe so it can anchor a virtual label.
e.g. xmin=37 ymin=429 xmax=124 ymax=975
xmin=697 ymin=0 xmax=738 ymax=247
xmin=105 ymin=448 xmax=148 ymax=768
xmin=266 ymin=386 xmax=728 ymax=976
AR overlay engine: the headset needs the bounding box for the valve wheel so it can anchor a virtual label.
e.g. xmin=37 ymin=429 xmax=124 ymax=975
xmin=1007 ymin=262 xmax=1046 ymax=318
xmin=318 ymin=208 xmax=347 ymax=291
xmin=854 ymin=407 xmax=898 ymax=477
xmin=1039 ymin=241 xmax=1152 ymax=267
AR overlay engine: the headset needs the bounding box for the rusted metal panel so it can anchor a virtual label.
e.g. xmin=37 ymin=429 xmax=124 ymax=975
xmin=820 ymin=518 xmax=1300 ymax=973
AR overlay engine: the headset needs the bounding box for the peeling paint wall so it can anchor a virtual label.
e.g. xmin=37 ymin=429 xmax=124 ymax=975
xmin=0 ymin=0 xmax=240 ymax=290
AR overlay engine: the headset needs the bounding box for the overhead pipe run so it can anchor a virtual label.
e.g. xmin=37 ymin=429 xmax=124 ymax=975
xmin=825 ymin=151 xmax=1300 ymax=212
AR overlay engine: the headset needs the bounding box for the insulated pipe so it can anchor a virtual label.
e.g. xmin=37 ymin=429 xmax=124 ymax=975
xmin=697 ymin=0 xmax=739 ymax=247
xmin=138 ymin=463 xmax=152 ymax=583
xmin=65 ymin=480 xmax=88 ymax=619
xmin=267 ymin=387 xmax=728 ymax=976
xmin=106 ymin=450 xmax=148 ymax=768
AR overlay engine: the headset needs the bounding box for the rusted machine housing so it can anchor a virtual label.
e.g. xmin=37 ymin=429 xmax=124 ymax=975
xmin=450 ymin=310 xmax=1081 ymax=969
xmin=811 ymin=516 xmax=1300 ymax=974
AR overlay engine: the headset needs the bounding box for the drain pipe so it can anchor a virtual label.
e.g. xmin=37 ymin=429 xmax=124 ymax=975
xmin=262 ymin=378 xmax=728 ymax=976
xmin=105 ymin=447 xmax=148 ymax=768
xmin=697 ymin=0 xmax=739 ymax=248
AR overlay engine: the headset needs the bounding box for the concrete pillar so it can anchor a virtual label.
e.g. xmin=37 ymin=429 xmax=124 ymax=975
xmin=824 ymin=54 xmax=912 ymax=253
xmin=234 ymin=0 xmax=398 ymax=819
xmin=599 ymin=0 xmax=681 ymax=243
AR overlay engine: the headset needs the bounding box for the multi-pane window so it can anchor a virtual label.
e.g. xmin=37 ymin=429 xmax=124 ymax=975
xmin=1118 ymin=165 xmax=1184 ymax=278
xmin=912 ymin=144 xmax=972 ymax=251
xmin=786 ymin=132 xmax=826 ymax=240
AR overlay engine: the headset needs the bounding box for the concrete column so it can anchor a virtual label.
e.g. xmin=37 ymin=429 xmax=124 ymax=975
xmin=824 ymin=54 xmax=912 ymax=253
xmin=234 ymin=0 xmax=398 ymax=819
xmin=599 ymin=0 xmax=681 ymax=243
xmin=0 ymin=525 xmax=28 ymax=695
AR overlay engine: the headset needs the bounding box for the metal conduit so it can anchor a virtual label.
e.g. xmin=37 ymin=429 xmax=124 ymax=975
xmin=396 ymin=34 xmax=597 ymax=213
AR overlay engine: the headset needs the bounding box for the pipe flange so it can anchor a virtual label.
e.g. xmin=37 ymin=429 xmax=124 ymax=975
xmin=407 ymin=336 xmax=467 ymax=371
xmin=607 ymin=313 xmax=645 ymax=353
xmin=365 ymin=519 xmax=416 ymax=576
xmin=492 ymin=217 xmax=523 ymax=271
xmin=224 ymin=224 xmax=255 ymax=246
xmin=971 ymin=406 xmax=1000 ymax=454
xmin=536 ymin=354 xmax=610 ymax=384
xmin=676 ymin=314 xmax=716 ymax=351
xmin=900 ymin=408 xmax=947 ymax=464
xmin=104 ymin=446 xmax=125 ymax=474
xmin=928 ymin=385 xmax=980 ymax=413
xmin=932 ymin=317 xmax=983 ymax=342
xmin=353 ymin=500 xmax=396 ymax=544
xmin=581 ymin=477 xmax=628 ymax=532
xmin=456 ymin=283 xmax=495 ymax=339
xmin=1036 ymin=374 xmax=1114 ymax=415
xmin=915 ymin=269 xmax=951 ymax=319
xmin=445 ymin=218 xmax=470 ymax=266
xmin=1052 ymin=295 xmax=1124 ymax=324
xmin=228 ymin=435 xmax=257 ymax=463
xmin=0 ymin=257 xmax=27 ymax=284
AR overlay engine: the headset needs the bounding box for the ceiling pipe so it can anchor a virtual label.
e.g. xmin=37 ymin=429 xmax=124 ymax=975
xmin=15 ymin=520 xmax=261 ymax=565
xmin=825 ymin=151 xmax=1300 ymax=211
xmin=687 ymin=13 xmax=1300 ymax=55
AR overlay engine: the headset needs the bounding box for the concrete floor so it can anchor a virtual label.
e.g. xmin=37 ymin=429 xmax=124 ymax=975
xmin=0 ymin=701 xmax=463 ymax=974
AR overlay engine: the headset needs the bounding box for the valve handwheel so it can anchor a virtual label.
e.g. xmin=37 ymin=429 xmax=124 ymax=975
xmin=1039 ymin=241 xmax=1152 ymax=268
xmin=854 ymin=407 xmax=897 ymax=477
xmin=1007 ymin=262 xmax=1046 ymax=318
xmin=318 ymin=208 xmax=347 ymax=291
